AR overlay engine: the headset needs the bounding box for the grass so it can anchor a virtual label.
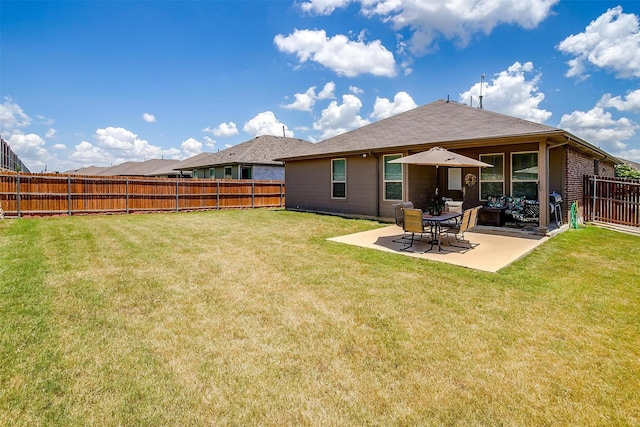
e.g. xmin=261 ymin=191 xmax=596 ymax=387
xmin=0 ymin=209 xmax=639 ymax=426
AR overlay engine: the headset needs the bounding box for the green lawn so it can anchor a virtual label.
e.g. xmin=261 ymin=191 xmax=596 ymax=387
xmin=1 ymin=209 xmax=639 ymax=426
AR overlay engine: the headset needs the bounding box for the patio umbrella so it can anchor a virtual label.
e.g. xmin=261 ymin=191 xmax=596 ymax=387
xmin=389 ymin=146 xmax=492 ymax=195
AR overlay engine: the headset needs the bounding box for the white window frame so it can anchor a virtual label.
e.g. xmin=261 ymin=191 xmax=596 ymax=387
xmin=224 ymin=166 xmax=233 ymax=179
xmin=331 ymin=158 xmax=347 ymax=199
xmin=209 ymin=168 xmax=215 ymax=179
xmin=511 ymin=151 xmax=538 ymax=199
xmin=479 ymin=153 xmax=504 ymax=200
xmin=193 ymin=170 xmax=199 ymax=179
xmin=383 ymin=154 xmax=403 ymax=201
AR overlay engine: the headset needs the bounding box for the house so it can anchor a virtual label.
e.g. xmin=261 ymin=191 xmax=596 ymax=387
xmin=175 ymin=135 xmax=313 ymax=180
xmin=278 ymin=99 xmax=620 ymax=231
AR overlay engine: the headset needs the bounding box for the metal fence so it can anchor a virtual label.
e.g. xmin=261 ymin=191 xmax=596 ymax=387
xmin=583 ymin=175 xmax=640 ymax=227
xmin=0 ymin=172 xmax=285 ymax=217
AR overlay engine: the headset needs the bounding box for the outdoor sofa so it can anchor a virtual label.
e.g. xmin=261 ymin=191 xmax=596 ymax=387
xmin=482 ymin=195 xmax=539 ymax=227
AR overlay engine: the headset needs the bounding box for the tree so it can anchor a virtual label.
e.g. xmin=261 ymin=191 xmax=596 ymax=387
xmin=615 ymin=163 xmax=640 ymax=180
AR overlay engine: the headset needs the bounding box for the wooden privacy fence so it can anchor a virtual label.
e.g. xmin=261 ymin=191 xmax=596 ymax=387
xmin=583 ymin=175 xmax=640 ymax=227
xmin=0 ymin=172 xmax=285 ymax=217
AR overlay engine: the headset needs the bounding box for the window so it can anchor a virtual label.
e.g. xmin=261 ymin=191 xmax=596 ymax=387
xmin=224 ymin=166 xmax=232 ymax=179
xmin=384 ymin=154 xmax=403 ymax=201
xmin=448 ymin=168 xmax=462 ymax=191
xmin=479 ymin=154 xmax=504 ymax=200
xmin=331 ymin=158 xmax=346 ymax=199
xmin=209 ymin=168 xmax=215 ymax=179
xmin=241 ymin=166 xmax=252 ymax=179
xmin=511 ymin=152 xmax=538 ymax=199
xmin=193 ymin=170 xmax=199 ymax=179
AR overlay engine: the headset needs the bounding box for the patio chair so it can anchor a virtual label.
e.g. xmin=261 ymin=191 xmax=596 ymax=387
xmin=400 ymin=208 xmax=428 ymax=251
xmin=443 ymin=206 xmax=481 ymax=248
xmin=444 ymin=200 xmax=463 ymax=213
xmin=392 ymin=201 xmax=414 ymax=243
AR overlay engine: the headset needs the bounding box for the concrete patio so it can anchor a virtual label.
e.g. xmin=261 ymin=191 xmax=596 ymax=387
xmin=328 ymin=225 xmax=556 ymax=272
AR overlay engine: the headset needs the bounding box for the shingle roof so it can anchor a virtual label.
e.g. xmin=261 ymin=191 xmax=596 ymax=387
xmin=280 ymin=99 xmax=564 ymax=160
xmin=65 ymin=160 xmax=190 ymax=177
xmin=175 ymin=135 xmax=313 ymax=170
xmin=65 ymin=165 xmax=111 ymax=175
xmin=92 ymin=159 xmax=184 ymax=176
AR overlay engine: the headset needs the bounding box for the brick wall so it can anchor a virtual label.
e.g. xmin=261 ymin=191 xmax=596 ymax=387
xmin=565 ymin=147 xmax=615 ymax=219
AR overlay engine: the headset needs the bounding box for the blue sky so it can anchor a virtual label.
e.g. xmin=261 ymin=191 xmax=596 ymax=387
xmin=2 ymin=0 xmax=640 ymax=172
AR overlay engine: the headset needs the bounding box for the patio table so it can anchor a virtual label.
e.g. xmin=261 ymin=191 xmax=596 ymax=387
xmin=422 ymin=211 xmax=462 ymax=251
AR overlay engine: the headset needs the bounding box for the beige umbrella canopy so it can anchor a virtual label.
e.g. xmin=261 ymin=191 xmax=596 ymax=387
xmin=390 ymin=146 xmax=492 ymax=195
xmin=389 ymin=146 xmax=492 ymax=168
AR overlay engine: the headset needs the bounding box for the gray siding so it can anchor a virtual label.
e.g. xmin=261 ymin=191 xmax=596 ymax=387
xmin=193 ymin=164 xmax=284 ymax=180
xmin=254 ymin=165 xmax=284 ymax=180
xmin=285 ymin=156 xmax=379 ymax=217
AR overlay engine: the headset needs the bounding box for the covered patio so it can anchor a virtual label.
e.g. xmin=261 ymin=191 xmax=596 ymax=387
xmin=328 ymin=224 xmax=563 ymax=272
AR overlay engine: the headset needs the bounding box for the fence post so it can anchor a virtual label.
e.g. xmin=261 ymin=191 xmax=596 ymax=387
xmin=16 ymin=174 xmax=21 ymax=218
xmin=592 ymin=175 xmax=597 ymax=222
xmin=252 ymin=180 xmax=255 ymax=208
xmin=126 ymin=178 xmax=129 ymax=214
xmin=280 ymin=182 xmax=284 ymax=207
xmin=176 ymin=178 xmax=179 ymax=212
xmin=216 ymin=181 xmax=220 ymax=209
xmin=67 ymin=176 xmax=72 ymax=216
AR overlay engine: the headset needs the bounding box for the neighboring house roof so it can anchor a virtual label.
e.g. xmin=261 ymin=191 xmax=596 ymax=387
xmin=95 ymin=159 xmax=180 ymax=176
xmin=142 ymin=160 xmax=192 ymax=177
xmin=67 ymin=159 xmax=188 ymax=177
xmin=175 ymin=135 xmax=313 ymax=170
xmin=278 ymin=99 xmax=620 ymax=164
xmin=64 ymin=165 xmax=110 ymax=175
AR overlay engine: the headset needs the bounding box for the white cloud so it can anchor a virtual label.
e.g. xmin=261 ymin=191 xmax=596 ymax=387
xmin=557 ymin=6 xmax=640 ymax=79
xmin=203 ymin=122 xmax=238 ymax=137
xmin=181 ymin=137 xmax=203 ymax=157
xmin=283 ymin=82 xmax=336 ymax=111
xmin=52 ymin=143 xmax=66 ymax=150
xmin=370 ymin=91 xmax=417 ymax=120
xmin=68 ymin=126 xmax=191 ymax=169
xmin=8 ymin=132 xmax=47 ymax=156
xmin=45 ymin=128 xmax=57 ymax=139
xmin=143 ymin=113 xmax=156 ymax=123
xmin=559 ymin=106 xmax=638 ymax=154
xmin=301 ymin=0 xmax=557 ymax=54
xmin=349 ymin=85 xmax=363 ymax=94
xmin=34 ymin=114 xmax=54 ymax=126
xmin=203 ymin=136 xmax=216 ymax=148
xmin=7 ymin=131 xmax=52 ymax=172
xmin=299 ymin=0 xmax=352 ymax=15
xmin=312 ymin=94 xmax=369 ymax=140
xmin=70 ymin=141 xmax=112 ymax=165
xmin=274 ymin=29 xmax=396 ymax=77
xmin=0 ymin=97 xmax=31 ymax=131
xmin=459 ymin=61 xmax=552 ymax=123
xmin=283 ymin=87 xmax=318 ymax=111
xmin=318 ymin=82 xmax=336 ymax=99
xmin=598 ymin=90 xmax=640 ymax=112
xmin=243 ymin=111 xmax=293 ymax=137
